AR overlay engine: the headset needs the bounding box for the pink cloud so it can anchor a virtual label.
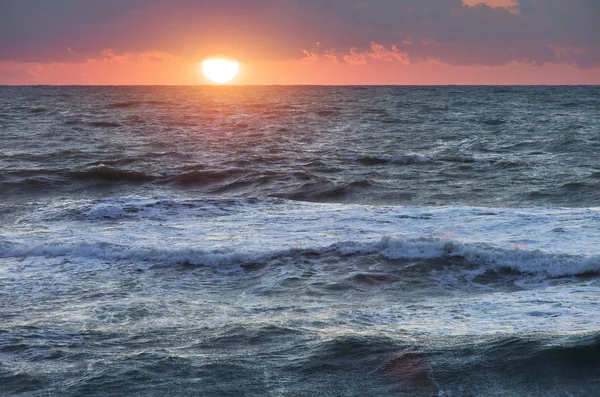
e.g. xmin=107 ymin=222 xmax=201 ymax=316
xmin=342 ymin=48 xmax=367 ymax=65
xmin=462 ymin=0 xmax=519 ymax=12
xmin=302 ymin=50 xmax=319 ymax=62
xmin=368 ymin=42 xmax=409 ymax=63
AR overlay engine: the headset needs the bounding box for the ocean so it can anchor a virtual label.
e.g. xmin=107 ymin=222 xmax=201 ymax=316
xmin=1 ymin=85 xmax=599 ymax=396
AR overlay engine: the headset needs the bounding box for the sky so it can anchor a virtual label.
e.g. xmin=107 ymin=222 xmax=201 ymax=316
xmin=0 ymin=0 xmax=599 ymax=85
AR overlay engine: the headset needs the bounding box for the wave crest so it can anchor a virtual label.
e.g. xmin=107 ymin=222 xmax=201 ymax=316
xmin=357 ymin=154 xmax=429 ymax=165
xmin=2 ymin=235 xmax=598 ymax=277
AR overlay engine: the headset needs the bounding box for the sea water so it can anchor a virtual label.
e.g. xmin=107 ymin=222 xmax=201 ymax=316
xmin=1 ymin=86 xmax=600 ymax=396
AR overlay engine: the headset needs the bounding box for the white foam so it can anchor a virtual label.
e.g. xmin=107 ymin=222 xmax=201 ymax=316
xmin=374 ymin=236 xmax=600 ymax=277
xmin=0 ymin=241 xmax=278 ymax=269
xmin=379 ymin=153 xmax=429 ymax=164
xmin=2 ymin=234 xmax=599 ymax=278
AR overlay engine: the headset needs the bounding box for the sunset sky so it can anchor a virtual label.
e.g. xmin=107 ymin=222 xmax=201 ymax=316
xmin=1 ymin=0 xmax=599 ymax=85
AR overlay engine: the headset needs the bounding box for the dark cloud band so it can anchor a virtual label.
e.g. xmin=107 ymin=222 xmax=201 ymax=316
xmin=0 ymin=0 xmax=598 ymax=67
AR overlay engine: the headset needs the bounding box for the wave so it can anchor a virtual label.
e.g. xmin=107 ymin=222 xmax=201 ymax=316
xmin=0 ymin=241 xmax=276 ymax=269
xmin=298 ymin=332 xmax=600 ymax=395
xmin=1 ymin=165 xmax=382 ymax=202
xmin=278 ymin=178 xmax=379 ymax=201
xmin=336 ymin=236 xmax=600 ymax=277
xmin=437 ymin=155 xmax=499 ymax=164
xmin=426 ymin=332 xmax=600 ymax=395
xmin=107 ymin=101 xmax=141 ymax=109
xmin=355 ymin=153 xmax=500 ymax=166
xmin=2 ymin=235 xmax=598 ymax=277
xmin=357 ymin=154 xmax=429 ymax=165
xmin=172 ymin=168 xmax=251 ymax=186
xmin=0 ymin=165 xmax=157 ymax=190
xmin=82 ymin=197 xmax=259 ymax=220
xmin=107 ymin=100 xmax=169 ymax=109
xmin=71 ymin=165 xmax=156 ymax=182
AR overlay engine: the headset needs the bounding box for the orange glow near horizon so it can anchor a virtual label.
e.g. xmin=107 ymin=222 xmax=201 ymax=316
xmin=1 ymin=50 xmax=600 ymax=86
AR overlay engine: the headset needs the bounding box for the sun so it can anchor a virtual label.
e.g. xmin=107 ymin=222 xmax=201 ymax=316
xmin=201 ymin=59 xmax=239 ymax=84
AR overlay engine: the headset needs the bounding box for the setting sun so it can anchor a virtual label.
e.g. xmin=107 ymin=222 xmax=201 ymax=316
xmin=201 ymin=59 xmax=239 ymax=84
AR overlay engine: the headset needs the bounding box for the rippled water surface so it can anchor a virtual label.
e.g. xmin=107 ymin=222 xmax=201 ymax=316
xmin=1 ymin=86 xmax=600 ymax=396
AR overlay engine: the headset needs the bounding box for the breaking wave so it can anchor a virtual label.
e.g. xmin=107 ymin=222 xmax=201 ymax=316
xmin=2 ymin=235 xmax=598 ymax=277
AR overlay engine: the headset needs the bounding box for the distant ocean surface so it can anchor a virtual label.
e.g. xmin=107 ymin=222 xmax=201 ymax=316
xmin=1 ymin=86 xmax=600 ymax=396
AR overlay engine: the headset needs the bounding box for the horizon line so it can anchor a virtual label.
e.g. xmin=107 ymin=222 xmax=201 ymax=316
xmin=2 ymin=84 xmax=600 ymax=87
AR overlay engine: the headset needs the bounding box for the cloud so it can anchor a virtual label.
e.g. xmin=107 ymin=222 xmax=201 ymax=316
xmin=342 ymin=48 xmax=367 ymax=65
xmin=368 ymin=42 xmax=409 ymax=63
xmin=0 ymin=0 xmax=598 ymax=68
xmin=462 ymin=0 xmax=519 ymax=13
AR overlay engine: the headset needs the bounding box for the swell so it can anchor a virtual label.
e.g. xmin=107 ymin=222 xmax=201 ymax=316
xmin=426 ymin=332 xmax=600 ymax=395
xmin=0 ymin=166 xmax=382 ymax=202
xmin=70 ymin=166 xmax=156 ymax=182
xmin=0 ymin=167 xmax=156 ymax=188
xmin=0 ymin=154 xmax=536 ymax=201
xmin=273 ymin=332 xmax=600 ymax=395
xmin=276 ymin=178 xmax=381 ymax=202
xmin=1 ymin=327 xmax=597 ymax=396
